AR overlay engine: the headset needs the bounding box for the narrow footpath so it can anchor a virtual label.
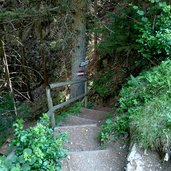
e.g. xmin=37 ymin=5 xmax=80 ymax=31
xmin=54 ymin=108 xmax=129 ymax=171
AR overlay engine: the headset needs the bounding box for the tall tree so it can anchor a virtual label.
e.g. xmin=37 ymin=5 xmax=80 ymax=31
xmin=71 ymin=0 xmax=87 ymax=98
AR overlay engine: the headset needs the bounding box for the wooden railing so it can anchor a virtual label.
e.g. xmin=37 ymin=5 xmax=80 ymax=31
xmin=46 ymin=79 xmax=88 ymax=128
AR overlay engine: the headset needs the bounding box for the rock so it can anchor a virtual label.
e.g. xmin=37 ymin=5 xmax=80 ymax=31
xmin=126 ymin=144 xmax=163 ymax=171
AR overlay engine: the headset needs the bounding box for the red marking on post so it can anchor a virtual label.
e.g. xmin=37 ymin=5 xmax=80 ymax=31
xmin=77 ymin=70 xmax=85 ymax=76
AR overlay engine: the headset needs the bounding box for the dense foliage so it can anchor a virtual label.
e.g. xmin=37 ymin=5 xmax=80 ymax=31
xmin=132 ymin=0 xmax=171 ymax=64
xmin=119 ymin=60 xmax=171 ymax=112
xmin=0 ymin=114 xmax=67 ymax=171
xmin=96 ymin=0 xmax=171 ymax=68
xmin=100 ymin=60 xmax=171 ymax=154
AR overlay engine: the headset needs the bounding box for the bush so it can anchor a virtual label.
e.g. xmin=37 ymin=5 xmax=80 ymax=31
xmin=99 ymin=114 xmax=128 ymax=144
xmin=119 ymin=59 xmax=171 ymax=112
xmin=130 ymin=0 xmax=171 ymax=65
xmin=130 ymin=95 xmax=171 ymax=150
xmin=100 ymin=60 xmax=171 ymax=153
xmin=96 ymin=0 xmax=171 ymax=69
xmin=0 ymin=114 xmax=68 ymax=171
xmin=118 ymin=59 xmax=171 ymax=151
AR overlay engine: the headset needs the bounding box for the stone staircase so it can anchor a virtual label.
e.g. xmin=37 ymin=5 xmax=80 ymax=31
xmin=54 ymin=108 xmax=128 ymax=171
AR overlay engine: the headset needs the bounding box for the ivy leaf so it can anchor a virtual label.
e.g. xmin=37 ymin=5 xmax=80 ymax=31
xmin=141 ymin=17 xmax=148 ymax=22
xmin=137 ymin=10 xmax=144 ymax=16
xmin=23 ymin=148 xmax=32 ymax=155
xmin=133 ymin=5 xmax=138 ymax=10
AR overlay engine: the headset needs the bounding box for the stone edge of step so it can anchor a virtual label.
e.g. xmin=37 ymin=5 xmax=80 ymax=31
xmin=80 ymin=108 xmax=107 ymax=114
xmin=65 ymin=115 xmax=97 ymax=122
xmin=54 ymin=123 xmax=98 ymax=130
xmin=67 ymin=149 xmax=110 ymax=155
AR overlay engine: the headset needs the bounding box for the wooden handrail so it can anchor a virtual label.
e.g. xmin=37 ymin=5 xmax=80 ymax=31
xmin=46 ymin=79 xmax=88 ymax=128
xmin=49 ymin=79 xmax=87 ymax=89
xmin=47 ymin=93 xmax=87 ymax=117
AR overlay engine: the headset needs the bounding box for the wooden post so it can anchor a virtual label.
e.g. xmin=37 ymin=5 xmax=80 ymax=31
xmin=84 ymin=81 xmax=88 ymax=107
xmin=51 ymin=113 xmax=56 ymax=128
xmin=46 ymin=86 xmax=55 ymax=128
xmin=46 ymin=86 xmax=53 ymax=110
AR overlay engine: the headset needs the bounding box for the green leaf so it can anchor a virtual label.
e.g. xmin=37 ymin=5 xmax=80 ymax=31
xmin=141 ymin=17 xmax=148 ymax=22
xmin=21 ymin=164 xmax=30 ymax=171
xmin=11 ymin=155 xmax=17 ymax=163
xmin=11 ymin=167 xmax=20 ymax=171
xmin=0 ymin=167 xmax=8 ymax=171
xmin=23 ymin=148 xmax=32 ymax=155
xmin=137 ymin=10 xmax=144 ymax=16
xmin=133 ymin=5 xmax=138 ymax=10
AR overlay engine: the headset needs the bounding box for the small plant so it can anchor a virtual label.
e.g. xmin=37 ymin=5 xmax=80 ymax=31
xmin=0 ymin=114 xmax=68 ymax=171
xmin=99 ymin=114 xmax=128 ymax=144
xmin=99 ymin=118 xmax=115 ymax=144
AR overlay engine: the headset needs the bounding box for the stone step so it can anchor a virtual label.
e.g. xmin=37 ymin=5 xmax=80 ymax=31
xmin=62 ymin=149 xmax=127 ymax=171
xmin=60 ymin=115 xmax=97 ymax=126
xmin=54 ymin=124 xmax=100 ymax=151
xmin=78 ymin=108 xmax=107 ymax=121
xmin=93 ymin=106 xmax=113 ymax=112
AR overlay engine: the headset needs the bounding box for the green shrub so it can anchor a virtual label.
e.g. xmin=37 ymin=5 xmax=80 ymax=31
xmin=118 ymin=60 xmax=171 ymax=134
xmin=119 ymin=59 xmax=171 ymax=112
xmin=96 ymin=0 xmax=171 ymax=69
xmin=0 ymin=114 xmax=68 ymax=171
xmin=100 ymin=59 xmax=171 ymax=152
xmin=99 ymin=114 xmax=128 ymax=144
xmin=130 ymin=95 xmax=171 ymax=150
xmin=131 ymin=0 xmax=171 ymax=63
xmin=118 ymin=59 xmax=171 ymax=151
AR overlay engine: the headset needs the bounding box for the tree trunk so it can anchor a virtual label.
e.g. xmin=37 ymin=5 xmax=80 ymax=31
xmin=94 ymin=0 xmax=98 ymax=60
xmin=71 ymin=0 xmax=87 ymax=98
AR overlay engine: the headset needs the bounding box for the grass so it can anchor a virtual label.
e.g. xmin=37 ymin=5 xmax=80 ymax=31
xmin=130 ymin=95 xmax=171 ymax=152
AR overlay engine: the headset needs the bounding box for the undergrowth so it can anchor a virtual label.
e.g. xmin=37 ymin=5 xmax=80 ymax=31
xmin=0 ymin=114 xmax=68 ymax=171
xmin=100 ymin=59 xmax=171 ymax=155
xmin=130 ymin=95 xmax=171 ymax=151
